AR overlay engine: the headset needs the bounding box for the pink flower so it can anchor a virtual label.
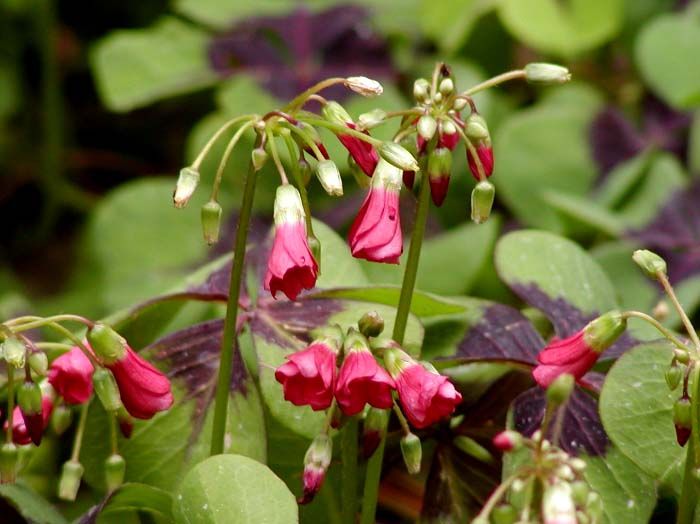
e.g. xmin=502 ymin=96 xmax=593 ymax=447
xmin=275 ymin=343 xmax=337 ymax=411
xmin=532 ymin=332 xmax=599 ymax=388
xmin=394 ymin=364 xmax=462 ymax=428
xmin=349 ymin=160 xmax=403 ymax=264
xmin=335 ymin=348 xmax=395 ymax=416
xmin=300 ymin=465 xmax=326 ymax=505
xmin=338 ymin=123 xmax=379 ymax=176
xmin=6 ymin=396 xmax=53 ymax=446
xmin=438 ymin=129 xmax=460 ymax=150
xmin=427 ymin=147 xmax=453 ymax=207
xmin=467 ymin=143 xmax=494 ymax=180
xmin=48 ymin=347 xmax=94 ymax=404
xmin=264 ymin=185 xmax=318 ymax=301
xmin=107 ymin=345 xmax=174 ymax=419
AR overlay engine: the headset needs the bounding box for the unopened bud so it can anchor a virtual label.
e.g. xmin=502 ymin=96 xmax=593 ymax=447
xmin=400 ymin=432 xmax=422 ymax=475
xmin=93 ymin=368 xmax=122 ymax=412
xmin=251 ymin=147 xmax=268 ymax=171
xmin=17 ymin=381 xmax=44 ymax=445
xmin=524 ymin=63 xmax=571 ymax=85
xmin=547 ymin=373 xmax=575 ymax=407
xmin=583 ymin=310 xmax=626 ymax=353
xmin=492 ymin=430 xmax=523 ymax=452
xmin=316 ymin=159 xmax=343 ymax=196
xmin=358 ymin=311 xmax=385 ymax=338
xmin=322 ymin=101 xmax=352 ymax=126
xmin=453 ymin=97 xmax=468 ymax=111
xmin=471 ymin=180 xmax=495 ymax=224
xmin=674 ymin=396 xmax=692 ymax=446
xmin=543 ymin=482 xmax=576 ymax=524
xmin=201 ymin=200 xmax=223 ymax=245
xmin=105 ymin=454 xmax=126 ymax=492
xmin=87 ymin=323 xmax=127 ymax=364
xmin=433 ymin=92 xmax=443 ymax=103
xmin=491 ymin=503 xmax=517 ymax=524
xmin=28 ymin=351 xmax=48 ymax=377
xmin=632 ymin=249 xmax=667 ymax=279
xmin=300 ymin=433 xmax=332 ymax=504
xmin=51 ymin=405 xmax=73 ymax=435
xmin=666 ymin=364 xmax=683 ymax=391
xmin=569 ymin=458 xmax=587 ymax=472
xmin=379 ymin=142 xmax=420 ymax=172
xmin=0 ymin=443 xmax=18 ymax=483
xmin=2 ymin=337 xmax=26 ymax=368
xmin=358 ymin=109 xmax=387 ymax=129
xmin=652 ymin=300 xmax=670 ymax=321
xmin=453 ymin=436 xmax=493 ymax=463
xmin=465 ymin=114 xmax=489 ymax=141
xmin=413 ymin=78 xmax=430 ymax=102
xmin=58 ymin=460 xmax=83 ymax=501
xmin=362 ymin=408 xmax=388 ymax=458
xmin=173 ymin=167 xmax=199 ymax=208
xmin=346 ymin=76 xmax=383 ymax=97
xmin=417 ymin=115 xmax=437 ymax=142
xmin=439 ymin=78 xmax=454 ymax=95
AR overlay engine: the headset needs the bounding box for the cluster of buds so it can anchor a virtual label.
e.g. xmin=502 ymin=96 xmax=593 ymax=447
xmin=274 ymin=311 xmax=462 ymax=503
xmin=475 ymin=375 xmax=601 ymax=524
xmin=0 ymin=317 xmax=172 ymax=495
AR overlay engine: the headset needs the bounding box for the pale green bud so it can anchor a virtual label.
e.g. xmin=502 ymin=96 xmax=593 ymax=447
xmin=524 ymin=63 xmax=571 ymax=85
xmin=173 ymin=167 xmax=199 ymax=208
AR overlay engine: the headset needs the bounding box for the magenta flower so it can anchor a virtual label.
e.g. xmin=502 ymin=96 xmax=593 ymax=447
xmin=339 ymin=123 xmax=379 ymax=176
xmin=275 ymin=342 xmax=337 ymax=411
xmin=467 ymin=143 xmax=494 ymax=180
xmin=335 ymin=347 xmax=395 ymax=416
xmin=7 ymin=396 xmax=53 ymax=446
xmin=48 ymin=347 xmax=94 ymax=405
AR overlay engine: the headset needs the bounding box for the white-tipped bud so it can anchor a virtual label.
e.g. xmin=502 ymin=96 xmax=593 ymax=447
xmin=543 ymin=482 xmax=576 ymax=524
xmin=524 ymin=63 xmax=571 ymax=85
xmin=316 ymin=160 xmax=343 ymax=196
xmin=439 ymin=78 xmax=454 ymax=95
xmin=273 ymin=184 xmax=305 ymax=226
xmin=453 ymin=97 xmax=468 ymax=111
xmin=173 ymin=167 xmax=200 ymax=208
xmin=358 ymin=109 xmax=387 ymax=129
xmin=417 ymin=115 xmax=438 ymax=141
xmin=413 ymin=78 xmax=430 ymax=102
xmin=379 ymin=142 xmax=420 ymax=172
xmin=346 ymin=76 xmax=383 ymax=97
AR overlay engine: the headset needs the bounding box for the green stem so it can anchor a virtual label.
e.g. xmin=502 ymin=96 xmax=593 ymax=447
xmin=474 ymin=472 xmax=522 ymax=521
xmin=71 ymin=402 xmax=90 ymax=462
xmin=282 ymin=135 xmax=314 ymax=236
xmin=658 ymin=272 xmax=700 ymax=352
xmin=5 ymin=314 xmax=94 ymax=331
xmin=298 ymin=117 xmax=382 ymax=147
xmin=266 ymin=129 xmax=289 ymax=184
xmin=678 ymin=364 xmax=700 ymax=524
xmin=283 ymin=122 xmax=325 ymax=161
xmin=341 ymin=418 xmax=359 ymax=524
xmin=285 ymin=78 xmax=346 ymax=112
xmin=461 ymin=70 xmax=526 ymax=97
xmin=5 ymin=367 xmax=14 ymax=442
xmin=109 ymin=412 xmax=118 ymax=455
xmin=210 ymin=136 xmax=261 ymax=456
xmin=210 ymin=120 xmax=255 ymax=201
xmin=621 ymin=311 xmax=691 ymax=352
xmin=360 ymin=167 xmax=433 ymax=524
xmin=191 ymin=115 xmax=255 ymax=170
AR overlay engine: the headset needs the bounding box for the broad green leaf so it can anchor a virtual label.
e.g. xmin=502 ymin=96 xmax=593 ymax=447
xmin=543 ymin=190 xmax=624 ymax=237
xmin=635 ymin=9 xmax=700 ymax=109
xmin=90 ymin=17 xmax=216 ymax=112
xmin=0 ymin=483 xmax=67 ymax=524
xmin=173 ymin=455 xmax=298 ymax=524
xmin=596 ymin=150 xmax=655 ymax=209
xmin=494 ymin=106 xmax=599 ymax=233
xmin=419 ymin=0 xmax=497 ymax=53
xmin=599 ymin=343 xmax=684 ymax=478
xmin=583 ymin=446 xmax=657 ymax=524
xmin=495 ymin=230 xmax=617 ymax=315
xmin=538 ymin=82 xmax=605 ymax=113
xmin=312 ymin=219 xmax=369 ymax=289
xmin=100 ymin=483 xmax=172 ymax=520
xmin=498 ymin=0 xmax=623 ymax=58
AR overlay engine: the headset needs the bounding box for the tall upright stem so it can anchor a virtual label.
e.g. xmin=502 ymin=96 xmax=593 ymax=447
xmin=678 ymin=364 xmax=700 ymax=524
xmin=210 ymin=137 xmax=261 ymax=456
xmin=658 ymin=272 xmax=700 ymax=351
xmin=341 ymin=418 xmax=359 ymax=524
xmin=361 ymin=176 xmax=432 ymax=524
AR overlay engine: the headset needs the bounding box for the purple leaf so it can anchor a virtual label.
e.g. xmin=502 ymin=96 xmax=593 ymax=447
xmin=208 ymin=6 xmax=394 ymax=100
xmin=513 ymin=386 xmax=609 ymax=455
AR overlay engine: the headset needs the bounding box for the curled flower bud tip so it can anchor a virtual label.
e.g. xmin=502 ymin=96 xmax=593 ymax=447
xmin=173 ymin=167 xmax=199 ymax=208
xmin=346 ymin=76 xmax=383 ymax=97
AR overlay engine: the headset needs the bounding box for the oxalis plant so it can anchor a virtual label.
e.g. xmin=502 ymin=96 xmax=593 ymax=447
xmin=1 ymin=61 xmax=699 ymax=523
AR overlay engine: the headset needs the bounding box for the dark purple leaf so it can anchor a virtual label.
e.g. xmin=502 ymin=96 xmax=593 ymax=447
xmin=513 ymin=386 xmax=609 ymax=456
xmin=628 ymin=180 xmax=700 ymax=284
xmin=208 ymin=6 xmax=394 ymax=100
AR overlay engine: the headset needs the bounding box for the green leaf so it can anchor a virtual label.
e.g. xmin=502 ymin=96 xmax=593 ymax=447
xmin=494 ymin=106 xmax=599 ymax=233
xmin=100 ymin=483 xmax=172 ymax=520
xmin=498 ymin=0 xmax=624 ymax=57
xmin=582 ymin=446 xmax=657 ymax=524
xmin=173 ymin=455 xmax=298 ymax=524
xmin=90 ymin=17 xmax=216 ymax=112
xmin=542 ymin=190 xmax=624 ymax=237
xmin=635 ymin=10 xmax=700 ymax=109
xmin=495 ymin=230 xmax=617 ymax=315
xmin=599 ymin=343 xmax=684 ymax=478
xmin=596 ymin=150 xmax=655 ymax=209
xmin=0 ymin=483 xmax=67 ymax=524
xmin=419 ymin=0 xmax=497 ymax=53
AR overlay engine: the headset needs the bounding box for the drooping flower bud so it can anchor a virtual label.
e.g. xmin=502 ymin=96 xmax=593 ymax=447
xmin=173 ymin=167 xmax=199 ymax=208
xmin=524 ymin=63 xmax=571 ymax=85
xmin=2 ymin=337 xmax=26 ymax=368
xmin=453 ymin=97 xmax=468 ymax=111
xmin=335 ymin=329 xmax=395 ymax=416
xmin=105 ymin=454 xmax=126 ymax=492
xmin=413 ymin=78 xmax=430 ymax=102
xmin=379 ymin=142 xmax=420 ymax=172
xmin=293 ymin=122 xmax=329 ymax=160
xmin=471 ymin=180 xmax=495 ymax=224
xmin=533 ymin=311 xmax=626 ymax=387
xmin=465 ymin=114 xmax=489 ymax=141
xmin=201 ymin=200 xmax=223 ymax=245
xmin=358 ymin=311 xmax=384 ymax=338
xmin=400 ymin=432 xmax=422 ymax=475
xmin=0 ymin=443 xmax=18 ymax=483
xmin=362 ymin=407 xmax=388 ymax=458
xmin=427 ymin=147 xmax=452 ymax=206
xmin=439 ymin=77 xmax=454 ymax=95
xmin=299 ymin=433 xmax=332 ymax=504
xmin=87 ymin=323 xmax=128 ymax=364
xmin=93 ymin=368 xmax=123 ymax=412
xmin=464 ymin=114 xmax=493 ymax=180
xmin=58 ymin=460 xmax=84 ymax=501
xmin=349 ymin=160 xmax=403 ymax=264
xmin=316 ymin=159 xmax=343 ymax=196
xmin=542 ymin=481 xmax=576 ymax=524
xmin=51 ymin=405 xmax=73 ymax=436
xmin=358 ymin=109 xmax=387 ymax=129
xmin=492 ymin=430 xmax=523 ymax=452
xmin=546 ymin=373 xmax=575 ymax=407
xmin=323 ymin=102 xmax=379 ymax=177
xmin=265 ymin=185 xmax=318 ymax=300
xmin=251 ymin=146 xmax=268 ymax=171
xmin=17 ymin=381 xmax=44 ymax=445
xmin=322 ymin=100 xmax=353 ymax=125
xmin=632 ymin=249 xmax=667 ymax=279
xmin=674 ymin=396 xmax=692 ymax=446
xmin=48 ymin=346 xmax=94 ymax=404
xmin=666 ymin=364 xmax=683 ymax=391
xmin=438 ymin=119 xmax=460 ymax=150
xmin=28 ymin=351 xmax=48 ymax=377
xmin=345 ymin=76 xmax=383 ymax=97
xmin=417 ymin=115 xmax=437 ymax=142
